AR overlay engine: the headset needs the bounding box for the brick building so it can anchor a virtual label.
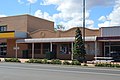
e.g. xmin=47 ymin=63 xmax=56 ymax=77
xmin=0 ymin=14 xmax=120 ymax=60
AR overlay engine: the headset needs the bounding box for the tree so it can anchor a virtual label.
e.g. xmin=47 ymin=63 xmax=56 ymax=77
xmin=56 ymin=24 xmax=65 ymax=30
xmin=73 ymin=27 xmax=86 ymax=62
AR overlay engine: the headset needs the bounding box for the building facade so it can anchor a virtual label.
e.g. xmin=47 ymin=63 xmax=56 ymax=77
xmin=0 ymin=14 xmax=120 ymax=60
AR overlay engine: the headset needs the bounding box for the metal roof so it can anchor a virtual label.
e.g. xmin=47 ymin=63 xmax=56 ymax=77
xmin=16 ymin=36 xmax=96 ymax=43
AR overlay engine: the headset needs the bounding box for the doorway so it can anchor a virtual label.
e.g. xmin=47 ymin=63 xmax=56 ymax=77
xmin=52 ymin=44 xmax=57 ymax=59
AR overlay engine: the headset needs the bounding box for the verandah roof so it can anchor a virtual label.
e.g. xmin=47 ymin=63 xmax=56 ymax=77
xmin=16 ymin=36 xmax=97 ymax=43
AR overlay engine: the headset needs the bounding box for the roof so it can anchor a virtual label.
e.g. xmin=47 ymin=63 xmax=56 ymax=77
xmin=16 ymin=36 xmax=97 ymax=43
xmin=0 ymin=14 xmax=54 ymax=23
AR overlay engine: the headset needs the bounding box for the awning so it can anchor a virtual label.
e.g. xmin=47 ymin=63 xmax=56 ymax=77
xmin=16 ymin=36 xmax=97 ymax=43
xmin=97 ymin=36 xmax=120 ymax=41
xmin=0 ymin=31 xmax=27 ymax=38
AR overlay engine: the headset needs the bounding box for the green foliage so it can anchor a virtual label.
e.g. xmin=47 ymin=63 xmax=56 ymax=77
xmin=63 ymin=60 xmax=71 ymax=65
xmin=42 ymin=59 xmax=48 ymax=64
xmin=71 ymin=60 xmax=81 ymax=65
xmin=95 ymin=63 xmax=120 ymax=68
xmin=5 ymin=58 xmax=21 ymax=62
xmin=73 ymin=28 xmax=86 ymax=62
xmin=26 ymin=59 xmax=43 ymax=63
xmin=50 ymin=59 xmax=62 ymax=64
xmin=83 ymin=63 xmax=88 ymax=66
xmin=26 ymin=59 xmax=48 ymax=64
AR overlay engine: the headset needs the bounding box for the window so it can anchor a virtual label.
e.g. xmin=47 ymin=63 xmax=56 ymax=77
xmin=60 ymin=44 xmax=69 ymax=54
xmin=0 ymin=26 xmax=7 ymax=31
xmin=0 ymin=43 xmax=7 ymax=56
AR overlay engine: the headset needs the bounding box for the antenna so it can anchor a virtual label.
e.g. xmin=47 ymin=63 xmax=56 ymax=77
xmin=29 ymin=3 xmax=31 ymax=14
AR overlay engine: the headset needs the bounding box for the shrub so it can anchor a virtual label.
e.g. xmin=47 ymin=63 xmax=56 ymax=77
xmin=71 ymin=60 xmax=81 ymax=65
xmin=63 ymin=60 xmax=71 ymax=65
xmin=5 ymin=58 xmax=21 ymax=62
xmin=114 ymin=64 xmax=120 ymax=68
xmin=26 ymin=59 xmax=43 ymax=63
xmin=51 ymin=59 xmax=62 ymax=64
xmin=95 ymin=63 xmax=120 ymax=68
xmin=29 ymin=59 xmax=34 ymax=63
xmin=83 ymin=63 xmax=88 ymax=66
xmin=41 ymin=59 xmax=48 ymax=64
xmin=34 ymin=59 xmax=43 ymax=63
xmin=26 ymin=59 xmax=33 ymax=63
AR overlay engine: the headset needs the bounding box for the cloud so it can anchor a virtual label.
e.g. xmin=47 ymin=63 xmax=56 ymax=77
xmin=39 ymin=0 xmax=94 ymax=30
xmin=0 ymin=14 xmax=6 ymax=17
xmin=98 ymin=0 xmax=120 ymax=27
xmin=17 ymin=0 xmax=24 ymax=4
xmin=17 ymin=0 xmax=37 ymax=4
xmin=41 ymin=0 xmax=115 ymax=9
xmin=27 ymin=0 xmax=37 ymax=4
xmin=38 ymin=0 xmax=116 ymax=29
xmin=98 ymin=16 xmax=107 ymax=22
xmin=34 ymin=10 xmax=53 ymax=21
xmin=40 ymin=0 xmax=62 ymax=5
xmin=86 ymin=0 xmax=115 ymax=9
xmin=98 ymin=21 xmax=110 ymax=27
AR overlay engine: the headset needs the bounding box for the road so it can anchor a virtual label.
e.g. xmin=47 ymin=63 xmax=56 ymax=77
xmin=0 ymin=62 xmax=120 ymax=80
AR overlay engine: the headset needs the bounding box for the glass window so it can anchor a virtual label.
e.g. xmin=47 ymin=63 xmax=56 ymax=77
xmin=60 ymin=44 xmax=68 ymax=54
xmin=0 ymin=26 xmax=7 ymax=31
xmin=0 ymin=42 xmax=7 ymax=56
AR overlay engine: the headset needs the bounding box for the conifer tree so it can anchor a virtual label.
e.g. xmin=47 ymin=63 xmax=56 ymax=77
xmin=73 ymin=28 xmax=86 ymax=62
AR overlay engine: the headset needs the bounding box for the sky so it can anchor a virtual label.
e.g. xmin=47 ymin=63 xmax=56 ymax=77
xmin=0 ymin=0 xmax=119 ymax=30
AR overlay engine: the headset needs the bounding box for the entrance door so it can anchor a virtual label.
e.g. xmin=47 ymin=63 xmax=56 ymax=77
xmin=105 ymin=47 xmax=110 ymax=57
xmin=22 ymin=50 xmax=28 ymax=58
xmin=52 ymin=44 xmax=57 ymax=59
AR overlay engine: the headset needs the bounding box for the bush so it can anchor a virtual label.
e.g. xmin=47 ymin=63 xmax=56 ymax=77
xmin=26 ymin=59 xmax=43 ymax=63
xmin=71 ymin=60 xmax=81 ymax=65
xmin=41 ymin=59 xmax=48 ymax=64
xmin=115 ymin=64 xmax=120 ymax=68
xmin=63 ymin=60 xmax=71 ymax=65
xmin=5 ymin=58 xmax=21 ymax=62
xmin=95 ymin=63 xmax=120 ymax=68
xmin=51 ymin=59 xmax=62 ymax=64
xmin=26 ymin=59 xmax=34 ymax=63
xmin=83 ymin=63 xmax=88 ymax=66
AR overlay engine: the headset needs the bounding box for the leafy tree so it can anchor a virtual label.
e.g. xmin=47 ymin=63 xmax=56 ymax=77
xmin=56 ymin=24 xmax=65 ymax=30
xmin=73 ymin=27 xmax=86 ymax=62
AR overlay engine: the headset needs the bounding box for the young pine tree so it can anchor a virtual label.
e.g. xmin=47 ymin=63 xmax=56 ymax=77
xmin=73 ymin=28 xmax=86 ymax=62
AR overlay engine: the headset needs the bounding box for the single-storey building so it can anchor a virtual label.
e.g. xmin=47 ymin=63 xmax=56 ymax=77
xmin=0 ymin=14 xmax=120 ymax=60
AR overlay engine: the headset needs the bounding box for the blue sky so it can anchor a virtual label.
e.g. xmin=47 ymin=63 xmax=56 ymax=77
xmin=0 ymin=0 xmax=119 ymax=30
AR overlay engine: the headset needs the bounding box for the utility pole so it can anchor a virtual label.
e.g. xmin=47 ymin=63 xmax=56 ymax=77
xmin=83 ymin=0 xmax=85 ymax=45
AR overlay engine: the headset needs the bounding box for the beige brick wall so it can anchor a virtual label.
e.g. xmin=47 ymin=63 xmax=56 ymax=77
xmin=30 ymin=29 xmax=58 ymax=38
xmin=7 ymin=39 xmax=28 ymax=58
xmin=27 ymin=15 xmax=54 ymax=33
xmin=0 ymin=14 xmax=54 ymax=34
xmin=0 ymin=15 xmax=27 ymax=32
xmin=59 ymin=27 xmax=100 ymax=37
xmin=30 ymin=27 xmax=100 ymax=38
